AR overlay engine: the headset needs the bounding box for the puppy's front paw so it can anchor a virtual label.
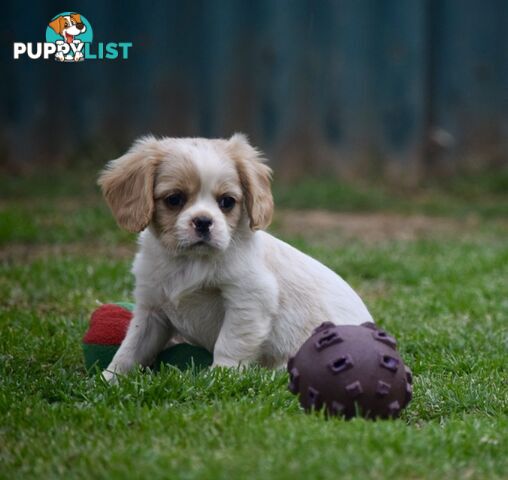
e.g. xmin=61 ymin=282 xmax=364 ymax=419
xmin=101 ymin=369 xmax=118 ymax=384
xmin=212 ymin=357 xmax=244 ymax=369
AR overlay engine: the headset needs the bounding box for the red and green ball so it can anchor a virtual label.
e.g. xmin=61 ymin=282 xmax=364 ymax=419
xmin=82 ymin=303 xmax=212 ymax=373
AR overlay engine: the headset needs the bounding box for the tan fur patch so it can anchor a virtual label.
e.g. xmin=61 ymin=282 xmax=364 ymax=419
xmin=226 ymin=133 xmax=274 ymax=230
xmin=154 ymin=157 xmax=201 ymax=201
xmin=152 ymin=157 xmax=202 ymax=250
xmin=98 ymin=136 xmax=162 ymax=233
xmin=212 ymin=179 xmax=243 ymax=231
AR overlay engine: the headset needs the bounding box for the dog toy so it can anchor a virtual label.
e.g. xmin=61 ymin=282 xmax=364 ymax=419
xmin=287 ymin=322 xmax=413 ymax=419
xmin=82 ymin=303 xmax=213 ymax=373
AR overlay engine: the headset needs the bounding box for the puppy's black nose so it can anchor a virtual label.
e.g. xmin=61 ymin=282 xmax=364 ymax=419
xmin=192 ymin=216 xmax=213 ymax=235
xmin=76 ymin=22 xmax=85 ymax=30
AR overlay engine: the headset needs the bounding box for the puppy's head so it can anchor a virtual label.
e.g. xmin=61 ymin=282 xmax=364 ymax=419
xmin=98 ymin=134 xmax=273 ymax=255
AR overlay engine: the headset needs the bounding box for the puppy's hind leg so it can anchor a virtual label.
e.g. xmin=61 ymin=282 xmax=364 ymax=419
xmin=102 ymin=306 xmax=173 ymax=383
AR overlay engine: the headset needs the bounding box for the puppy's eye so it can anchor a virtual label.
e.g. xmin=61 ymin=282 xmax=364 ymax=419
xmin=164 ymin=193 xmax=186 ymax=208
xmin=218 ymin=196 xmax=236 ymax=211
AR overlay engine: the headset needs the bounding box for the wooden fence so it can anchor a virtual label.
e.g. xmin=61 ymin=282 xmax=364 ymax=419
xmin=2 ymin=0 xmax=507 ymax=180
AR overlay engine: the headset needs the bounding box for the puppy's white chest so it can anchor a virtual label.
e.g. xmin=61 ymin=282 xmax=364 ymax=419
xmin=162 ymin=287 xmax=225 ymax=352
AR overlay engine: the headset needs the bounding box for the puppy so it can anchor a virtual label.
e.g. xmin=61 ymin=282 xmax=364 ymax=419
xmin=48 ymin=13 xmax=86 ymax=62
xmin=99 ymin=134 xmax=373 ymax=381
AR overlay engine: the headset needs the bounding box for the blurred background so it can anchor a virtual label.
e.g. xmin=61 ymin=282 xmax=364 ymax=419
xmin=2 ymin=0 xmax=507 ymax=183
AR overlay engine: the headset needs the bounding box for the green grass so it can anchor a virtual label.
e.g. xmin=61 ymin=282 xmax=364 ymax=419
xmin=274 ymin=169 xmax=508 ymax=217
xmin=1 ymin=171 xmax=507 ymax=479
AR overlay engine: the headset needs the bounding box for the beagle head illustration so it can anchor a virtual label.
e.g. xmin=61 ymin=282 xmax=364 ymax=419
xmin=49 ymin=13 xmax=87 ymax=43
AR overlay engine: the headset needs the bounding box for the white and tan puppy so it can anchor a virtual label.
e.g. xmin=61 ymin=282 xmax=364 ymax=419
xmin=99 ymin=134 xmax=373 ymax=381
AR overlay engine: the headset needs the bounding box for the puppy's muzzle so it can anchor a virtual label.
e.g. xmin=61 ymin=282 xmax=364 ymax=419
xmin=192 ymin=216 xmax=213 ymax=237
xmin=76 ymin=22 xmax=86 ymax=31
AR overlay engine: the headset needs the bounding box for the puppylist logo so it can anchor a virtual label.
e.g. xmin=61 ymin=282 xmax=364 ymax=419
xmin=13 ymin=12 xmax=132 ymax=62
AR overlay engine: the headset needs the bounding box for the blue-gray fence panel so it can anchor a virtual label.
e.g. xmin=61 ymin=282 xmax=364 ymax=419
xmin=1 ymin=0 xmax=507 ymax=178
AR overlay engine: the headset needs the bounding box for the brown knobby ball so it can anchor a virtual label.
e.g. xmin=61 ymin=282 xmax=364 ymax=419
xmin=287 ymin=322 xmax=413 ymax=419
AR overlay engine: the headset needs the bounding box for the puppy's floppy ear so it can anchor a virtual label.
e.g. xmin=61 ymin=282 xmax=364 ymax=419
xmin=49 ymin=16 xmax=65 ymax=35
xmin=227 ymin=133 xmax=273 ymax=231
xmin=70 ymin=13 xmax=81 ymax=23
xmin=98 ymin=136 xmax=161 ymax=233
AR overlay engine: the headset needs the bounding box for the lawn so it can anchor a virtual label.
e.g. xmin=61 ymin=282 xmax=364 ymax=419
xmin=1 ymin=169 xmax=507 ymax=479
